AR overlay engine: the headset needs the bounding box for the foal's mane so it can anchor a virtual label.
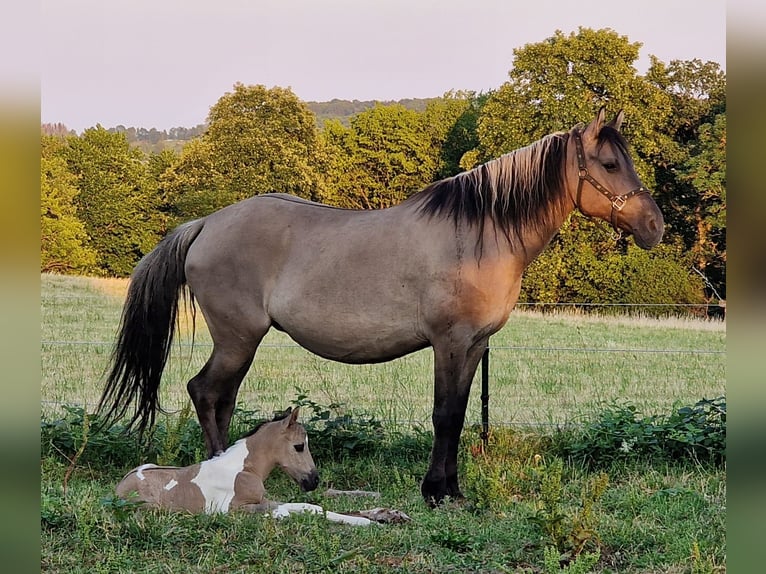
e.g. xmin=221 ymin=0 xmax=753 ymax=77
xmin=415 ymin=131 xmax=571 ymax=249
xmin=239 ymin=410 xmax=291 ymax=439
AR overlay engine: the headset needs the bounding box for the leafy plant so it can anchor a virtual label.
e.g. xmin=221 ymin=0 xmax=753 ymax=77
xmin=543 ymin=546 xmax=601 ymax=574
xmin=528 ymin=458 xmax=608 ymax=560
xmin=290 ymin=389 xmax=384 ymax=459
xmin=665 ymin=397 xmax=725 ymax=463
xmin=460 ymin=426 xmax=551 ymax=511
xmin=41 ymin=405 xmax=146 ymax=469
xmin=429 ymin=525 xmax=475 ymax=553
xmin=100 ymin=493 xmax=145 ymax=522
xmin=558 ymin=397 xmax=726 ymax=467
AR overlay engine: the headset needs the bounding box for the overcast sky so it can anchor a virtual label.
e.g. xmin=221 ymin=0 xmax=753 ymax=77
xmin=40 ymin=0 xmax=726 ymax=133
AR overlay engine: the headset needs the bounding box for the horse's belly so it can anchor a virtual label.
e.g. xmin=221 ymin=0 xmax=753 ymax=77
xmin=275 ymin=314 xmax=429 ymax=364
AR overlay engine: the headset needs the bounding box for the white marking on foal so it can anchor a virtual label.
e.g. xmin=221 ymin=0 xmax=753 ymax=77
xmin=272 ymin=502 xmax=373 ymax=526
xmin=190 ymin=438 xmax=249 ymax=513
xmin=136 ymin=463 xmax=157 ymax=481
xmin=164 ymin=479 xmax=178 ymax=491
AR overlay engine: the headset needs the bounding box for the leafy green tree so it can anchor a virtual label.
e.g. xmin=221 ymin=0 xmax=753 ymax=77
xmin=321 ymin=94 xmax=485 ymax=208
xmin=205 ymin=83 xmax=323 ymax=199
xmin=63 ymin=126 xmax=160 ymax=277
xmin=646 ymin=59 xmax=726 ymax=298
xmin=676 ymin=113 xmax=726 ymax=297
xmin=477 ymin=27 xmax=673 ymax=184
xmin=165 ymin=83 xmax=324 ymax=222
xmin=520 ymin=217 xmax=705 ymax=314
xmin=40 ymin=135 xmax=96 ymax=274
xmin=348 ymin=103 xmax=438 ymax=207
xmin=321 ymin=104 xmax=438 ymax=209
xmin=474 ymin=28 xmax=718 ymax=308
xmin=421 ymin=91 xmax=485 ymax=179
xmin=161 ymin=138 xmax=232 ymax=225
xmin=144 ymin=148 xmax=179 ymax=235
xmin=318 ymin=119 xmax=367 ymax=209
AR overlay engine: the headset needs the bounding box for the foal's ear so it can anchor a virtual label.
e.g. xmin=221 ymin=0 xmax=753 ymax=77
xmin=607 ymin=110 xmax=625 ymax=132
xmin=582 ymin=106 xmax=607 ymax=141
xmin=283 ymin=406 xmax=300 ymax=428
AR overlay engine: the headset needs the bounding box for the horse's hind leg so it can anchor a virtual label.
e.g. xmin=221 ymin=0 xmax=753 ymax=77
xmin=187 ymin=345 xmax=257 ymax=457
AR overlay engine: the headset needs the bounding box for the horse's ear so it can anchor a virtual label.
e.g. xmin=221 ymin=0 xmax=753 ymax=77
xmin=608 ymin=110 xmax=625 ymax=132
xmin=583 ymin=106 xmax=607 ymax=141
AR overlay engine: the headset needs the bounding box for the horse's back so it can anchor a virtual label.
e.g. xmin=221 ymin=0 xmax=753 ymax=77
xmin=184 ymin=194 xmax=445 ymax=361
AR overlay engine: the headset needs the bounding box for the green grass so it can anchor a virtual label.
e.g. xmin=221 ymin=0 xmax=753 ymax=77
xmin=40 ymin=273 xmax=726 ymax=572
xmin=41 ymin=273 xmax=725 ymax=427
xmin=41 ymin=416 xmax=725 ymax=573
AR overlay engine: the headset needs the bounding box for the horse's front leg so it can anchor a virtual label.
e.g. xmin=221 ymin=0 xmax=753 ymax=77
xmin=421 ymin=338 xmax=488 ymax=506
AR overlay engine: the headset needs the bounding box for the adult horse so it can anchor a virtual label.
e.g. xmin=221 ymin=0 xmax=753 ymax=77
xmin=99 ymin=108 xmax=663 ymax=505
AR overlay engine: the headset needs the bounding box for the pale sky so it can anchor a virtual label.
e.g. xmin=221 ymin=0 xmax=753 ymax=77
xmin=40 ymin=0 xmax=727 ymax=133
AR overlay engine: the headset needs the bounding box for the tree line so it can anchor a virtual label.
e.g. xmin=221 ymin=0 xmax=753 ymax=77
xmin=40 ymin=28 xmax=726 ymax=311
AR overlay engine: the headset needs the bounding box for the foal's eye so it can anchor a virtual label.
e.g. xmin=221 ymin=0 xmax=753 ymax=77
xmin=294 ymin=443 xmax=305 ymax=452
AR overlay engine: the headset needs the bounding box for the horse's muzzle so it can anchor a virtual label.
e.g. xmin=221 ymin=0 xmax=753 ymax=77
xmin=300 ymin=470 xmax=320 ymax=492
xmin=633 ymin=211 xmax=664 ymax=250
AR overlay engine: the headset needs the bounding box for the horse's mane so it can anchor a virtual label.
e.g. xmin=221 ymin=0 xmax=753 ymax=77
xmin=414 ymin=131 xmax=571 ymax=250
xmin=238 ymin=410 xmax=292 ymax=439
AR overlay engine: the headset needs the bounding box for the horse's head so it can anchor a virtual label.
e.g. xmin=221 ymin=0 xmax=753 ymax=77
xmin=567 ymin=108 xmax=664 ymax=249
xmin=260 ymin=407 xmax=319 ymax=492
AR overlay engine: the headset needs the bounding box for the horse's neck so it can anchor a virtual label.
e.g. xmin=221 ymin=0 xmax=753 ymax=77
xmin=504 ymin=199 xmax=575 ymax=266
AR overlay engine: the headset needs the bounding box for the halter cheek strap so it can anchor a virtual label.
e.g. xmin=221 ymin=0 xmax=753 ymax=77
xmin=572 ymin=128 xmax=650 ymax=236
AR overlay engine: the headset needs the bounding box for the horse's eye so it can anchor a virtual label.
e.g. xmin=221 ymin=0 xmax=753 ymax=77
xmin=602 ymin=161 xmax=618 ymax=172
xmin=294 ymin=443 xmax=305 ymax=452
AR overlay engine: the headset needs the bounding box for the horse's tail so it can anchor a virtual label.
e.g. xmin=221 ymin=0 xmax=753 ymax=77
xmin=97 ymin=218 xmax=205 ymax=434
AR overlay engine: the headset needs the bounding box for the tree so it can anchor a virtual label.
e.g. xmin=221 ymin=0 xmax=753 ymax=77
xmin=646 ymin=59 xmax=727 ymax=299
xmin=63 ymin=126 xmax=161 ymax=276
xmin=519 ymin=217 xmax=705 ymax=314
xmin=165 ymin=84 xmax=325 ymax=222
xmin=676 ymin=113 xmax=726 ymax=298
xmin=474 ymin=28 xmax=712 ymax=307
xmin=40 ymin=135 xmax=96 ymax=273
xmin=421 ymin=91 xmax=485 ymax=179
xmin=318 ymin=119 xmax=366 ymax=209
xmin=477 ymin=27 xmax=673 ymax=185
xmin=144 ymin=148 xmax=178 ymax=235
xmin=322 ymin=104 xmax=439 ymax=209
xmin=205 ymin=83 xmax=323 ymax=199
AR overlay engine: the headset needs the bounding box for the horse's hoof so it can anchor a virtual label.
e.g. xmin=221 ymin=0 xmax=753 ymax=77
xmin=420 ymin=478 xmax=448 ymax=507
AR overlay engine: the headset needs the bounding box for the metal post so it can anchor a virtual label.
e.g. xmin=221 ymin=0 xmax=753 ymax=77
xmin=480 ymin=344 xmax=490 ymax=447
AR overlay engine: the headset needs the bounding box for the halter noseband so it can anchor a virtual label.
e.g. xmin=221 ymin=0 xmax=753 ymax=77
xmin=572 ymin=128 xmax=650 ymax=236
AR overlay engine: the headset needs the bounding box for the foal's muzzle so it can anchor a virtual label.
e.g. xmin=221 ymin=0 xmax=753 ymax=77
xmin=300 ymin=470 xmax=320 ymax=492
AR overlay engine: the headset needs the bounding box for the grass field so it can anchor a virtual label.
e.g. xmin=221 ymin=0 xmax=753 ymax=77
xmin=40 ymin=273 xmax=726 ymax=573
xmin=41 ymin=273 xmax=725 ymax=428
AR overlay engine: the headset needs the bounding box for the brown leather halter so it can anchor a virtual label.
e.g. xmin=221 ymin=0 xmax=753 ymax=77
xmin=572 ymin=128 xmax=650 ymax=236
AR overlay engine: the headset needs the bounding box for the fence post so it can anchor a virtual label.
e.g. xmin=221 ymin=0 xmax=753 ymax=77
xmin=481 ymin=344 xmax=490 ymax=447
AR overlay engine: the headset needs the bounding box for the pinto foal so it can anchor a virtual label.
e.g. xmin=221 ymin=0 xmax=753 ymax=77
xmin=116 ymin=408 xmax=372 ymax=525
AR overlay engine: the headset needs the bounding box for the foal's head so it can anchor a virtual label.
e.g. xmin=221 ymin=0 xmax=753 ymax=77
xmin=248 ymin=407 xmax=319 ymax=492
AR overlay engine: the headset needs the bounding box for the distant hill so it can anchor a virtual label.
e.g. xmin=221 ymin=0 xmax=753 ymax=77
xmin=40 ymin=98 xmax=438 ymax=151
xmin=306 ymin=98 xmax=436 ymax=127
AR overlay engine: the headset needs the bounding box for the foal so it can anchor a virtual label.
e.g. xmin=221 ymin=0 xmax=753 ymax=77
xmin=116 ymin=407 xmax=319 ymax=514
xmin=116 ymin=407 xmax=375 ymax=525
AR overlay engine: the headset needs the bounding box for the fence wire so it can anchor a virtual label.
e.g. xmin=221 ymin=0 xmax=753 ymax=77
xmin=41 ymin=294 xmax=726 ymax=428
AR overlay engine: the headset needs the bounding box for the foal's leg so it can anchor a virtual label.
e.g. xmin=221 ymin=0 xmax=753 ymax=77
xmin=421 ymin=338 xmax=488 ymax=505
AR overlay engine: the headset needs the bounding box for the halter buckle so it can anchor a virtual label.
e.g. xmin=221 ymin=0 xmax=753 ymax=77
xmin=611 ymin=195 xmax=627 ymax=211
xmin=578 ymin=168 xmax=589 ymax=178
